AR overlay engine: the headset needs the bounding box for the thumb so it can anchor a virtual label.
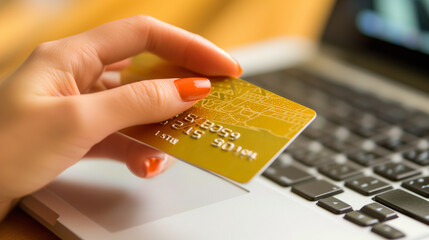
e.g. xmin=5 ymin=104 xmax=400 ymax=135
xmin=75 ymin=77 xmax=210 ymax=138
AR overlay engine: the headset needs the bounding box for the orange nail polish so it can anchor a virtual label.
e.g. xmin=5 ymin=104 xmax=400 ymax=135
xmin=232 ymin=57 xmax=243 ymax=76
xmin=237 ymin=63 xmax=243 ymax=76
xmin=174 ymin=77 xmax=211 ymax=102
xmin=142 ymin=157 xmax=168 ymax=178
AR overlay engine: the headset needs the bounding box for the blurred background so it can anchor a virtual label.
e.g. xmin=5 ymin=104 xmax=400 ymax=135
xmin=0 ymin=0 xmax=334 ymax=78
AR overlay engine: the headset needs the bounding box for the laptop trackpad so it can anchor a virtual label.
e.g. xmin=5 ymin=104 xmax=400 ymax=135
xmin=47 ymin=159 xmax=247 ymax=232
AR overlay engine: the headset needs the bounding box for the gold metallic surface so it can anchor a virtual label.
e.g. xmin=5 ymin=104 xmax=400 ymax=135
xmin=120 ymin=54 xmax=315 ymax=183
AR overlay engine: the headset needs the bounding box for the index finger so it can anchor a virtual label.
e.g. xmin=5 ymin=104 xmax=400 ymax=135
xmin=71 ymin=15 xmax=241 ymax=77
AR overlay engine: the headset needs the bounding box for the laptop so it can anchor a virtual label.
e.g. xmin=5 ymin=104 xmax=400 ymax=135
xmin=20 ymin=0 xmax=429 ymax=239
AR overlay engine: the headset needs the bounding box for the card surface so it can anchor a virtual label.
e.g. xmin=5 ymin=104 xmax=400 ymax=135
xmin=119 ymin=55 xmax=316 ymax=183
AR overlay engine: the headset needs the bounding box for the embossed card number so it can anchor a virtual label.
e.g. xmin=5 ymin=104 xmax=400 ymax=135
xmin=156 ymin=113 xmax=257 ymax=161
xmin=120 ymin=77 xmax=315 ymax=183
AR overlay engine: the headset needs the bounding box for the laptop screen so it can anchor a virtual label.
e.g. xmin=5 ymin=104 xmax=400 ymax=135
xmin=322 ymin=0 xmax=429 ymax=92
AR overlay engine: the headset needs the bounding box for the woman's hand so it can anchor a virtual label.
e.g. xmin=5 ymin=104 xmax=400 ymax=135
xmin=0 ymin=15 xmax=242 ymax=220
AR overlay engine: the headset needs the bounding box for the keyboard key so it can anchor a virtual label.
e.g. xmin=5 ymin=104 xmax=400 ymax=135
xmin=285 ymin=136 xmax=311 ymax=151
xmin=263 ymin=164 xmax=314 ymax=187
xmin=349 ymin=95 xmax=382 ymax=112
xmin=403 ymin=149 xmax=429 ymax=166
xmin=347 ymin=118 xmax=390 ymax=138
xmin=325 ymin=109 xmax=350 ymax=125
xmin=374 ymin=189 xmax=429 ymax=225
xmin=291 ymin=150 xmax=334 ymax=167
xmin=344 ymin=211 xmax=379 ymax=226
xmin=360 ymin=203 xmax=397 ymax=221
xmin=400 ymin=113 xmax=429 ymax=137
xmin=376 ymin=104 xmax=411 ymax=124
xmin=291 ymin=180 xmax=343 ymax=201
xmin=348 ymin=124 xmax=383 ymax=138
xmin=402 ymin=124 xmax=429 ymax=138
xmin=318 ymin=163 xmax=361 ymax=181
xmin=321 ymin=137 xmax=356 ymax=152
xmin=317 ymin=196 xmax=352 ymax=214
xmin=347 ymin=148 xmax=390 ymax=167
xmin=325 ymin=112 xmax=352 ymax=125
xmin=402 ymin=176 xmax=429 ymax=198
xmin=328 ymin=125 xmax=358 ymax=141
xmin=373 ymin=162 xmax=420 ymax=181
xmin=376 ymin=136 xmax=415 ymax=152
xmin=308 ymin=116 xmax=336 ymax=131
xmin=303 ymin=127 xmax=325 ymax=139
xmin=345 ymin=176 xmax=393 ymax=196
xmin=371 ymin=223 xmax=405 ymax=239
xmin=350 ymin=112 xmax=379 ymax=127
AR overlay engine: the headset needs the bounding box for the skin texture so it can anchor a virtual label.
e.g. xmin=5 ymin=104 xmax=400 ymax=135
xmin=0 ymin=15 xmax=242 ymax=221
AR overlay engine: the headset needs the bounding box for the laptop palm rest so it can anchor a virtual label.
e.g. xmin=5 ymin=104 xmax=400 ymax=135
xmin=45 ymin=159 xmax=247 ymax=232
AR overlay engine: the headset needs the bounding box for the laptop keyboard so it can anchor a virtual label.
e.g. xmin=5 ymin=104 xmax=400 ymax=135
xmin=245 ymin=68 xmax=429 ymax=239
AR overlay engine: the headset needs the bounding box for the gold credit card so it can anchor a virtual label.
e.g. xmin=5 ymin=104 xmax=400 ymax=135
xmin=119 ymin=54 xmax=316 ymax=183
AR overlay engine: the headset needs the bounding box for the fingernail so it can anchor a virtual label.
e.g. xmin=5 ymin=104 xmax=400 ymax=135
xmin=233 ymin=57 xmax=243 ymax=76
xmin=174 ymin=77 xmax=211 ymax=102
xmin=142 ymin=156 xmax=168 ymax=178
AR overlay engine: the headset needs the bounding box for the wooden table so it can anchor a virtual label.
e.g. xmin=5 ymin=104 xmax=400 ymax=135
xmin=0 ymin=0 xmax=333 ymax=238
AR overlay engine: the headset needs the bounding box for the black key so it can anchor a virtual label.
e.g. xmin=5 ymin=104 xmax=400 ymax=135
xmin=291 ymin=150 xmax=334 ymax=167
xmin=308 ymin=116 xmax=335 ymax=130
xmin=376 ymin=104 xmax=410 ymax=124
xmin=371 ymin=223 xmax=405 ymax=239
xmin=347 ymin=148 xmax=390 ymax=167
xmin=402 ymin=124 xmax=429 ymax=137
xmin=349 ymin=94 xmax=382 ymax=112
xmin=303 ymin=127 xmax=325 ymax=139
xmin=347 ymin=119 xmax=390 ymax=138
xmin=345 ymin=176 xmax=393 ymax=196
xmin=344 ymin=211 xmax=379 ymax=226
xmin=348 ymin=112 xmax=378 ymax=126
xmin=317 ymin=196 xmax=352 ymax=214
xmin=325 ymin=112 xmax=352 ymax=125
xmin=321 ymin=138 xmax=356 ymax=152
xmin=374 ymin=189 xmax=429 ymax=225
xmin=285 ymin=137 xmax=311 ymax=151
xmin=323 ymin=103 xmax=353 ymax=122
xmin=373 ymin=162 xmax=420 ymax=181
xmin=291 ymin=180 xmax=343 ymax=201
xmin=402 ymin=176 xmax=429 ymax=198
xmin=348 ymin=125 xmax=381 ymax=138
xmin=263 ymin=164 xmax=314 ymax=187
xmin=360 ymin=203 xmax=398 ymax=221
xmin=400 ymin=113 xmax=429 ymax=137
xmin=376 ymin=135 xmax=415 ymax=152
xmin=318 ymin=163 xmax=361 ymax=181
xmin=403 ymin=149 xmax=429 ymax=166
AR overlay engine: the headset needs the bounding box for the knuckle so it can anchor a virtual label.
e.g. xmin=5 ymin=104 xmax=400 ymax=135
xmin=126 ymin=14 xmax=154 ymax=31
xmin=125 ymin=80 xmax=168 ymax=113
xmin=32 ymin=39 xmax=101 ymax=74
xmin=68 ymin=44 xmax=101 ymax=74
xmin=131 ymin=14 xmax=154 ymax=24
xmin=32 ymin=41 xmax=61 ymax=60
xmin=126 ymin=15 xmax=155 ymax=49
xmin=33 ymin=41 xmax=57 ymax=54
